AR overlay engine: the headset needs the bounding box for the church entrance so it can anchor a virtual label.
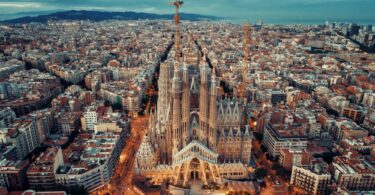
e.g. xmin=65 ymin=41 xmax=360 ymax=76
xmin=189 ymin=158 xmax=200 ymax=181
xmin=190 ymin=171 xmax=199 ymax=180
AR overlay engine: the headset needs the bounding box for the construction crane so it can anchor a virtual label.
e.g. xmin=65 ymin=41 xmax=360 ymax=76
xmin=169 ymin=0 xmax=184 ymax=63
xmin=243 ymin=22 xmax=251 ymax=82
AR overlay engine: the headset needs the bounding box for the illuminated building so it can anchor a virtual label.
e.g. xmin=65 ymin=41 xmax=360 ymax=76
xmin=135 ymin=1 xmax=252 ymax=186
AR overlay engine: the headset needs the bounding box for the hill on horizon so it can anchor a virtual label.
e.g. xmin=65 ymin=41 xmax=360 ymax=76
xmin=1 ymin=10 xmax=221 ymax=24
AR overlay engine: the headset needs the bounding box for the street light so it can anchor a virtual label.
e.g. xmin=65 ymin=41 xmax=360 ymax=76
xmin=120 ymin=154 xmax=125 ymax=162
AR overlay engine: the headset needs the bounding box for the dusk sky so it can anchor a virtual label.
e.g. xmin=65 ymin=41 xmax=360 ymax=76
xmin=0 ymin=0 xmax=374 ymax=24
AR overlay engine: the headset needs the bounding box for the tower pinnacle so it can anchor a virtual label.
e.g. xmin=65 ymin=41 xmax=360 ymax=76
xmin=212 ymin=59 xmax=217 ymax=78
xmin=169 ymin=0 xmax=184 ymax=62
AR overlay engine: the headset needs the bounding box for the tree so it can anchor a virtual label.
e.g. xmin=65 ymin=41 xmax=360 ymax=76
xmin=55 ymin=184 xmax=89 ymax=195
xmin=266 ymin=153 xmax=279 ymax=162
xmin=313 ymin=152 xmax=338 ymax=164
xmin=254 ymin=168 xmax=267 ymax=179
xmin=254 ymin=132 xmax=263 ymax=141
xmin=260 ymin=145 xmax=267 ymax=153
xmin=68 ymin=185 xmax=89 ymax=195
xmin=151 ymin=94 xmax=158 ymax=104
xmin=111 ymin=102 xmax=122 ymax=110
xmin=272 ymin=163 xmax=290 ymax=179
xmin=61 ymin=130 xmax=79 ymax=149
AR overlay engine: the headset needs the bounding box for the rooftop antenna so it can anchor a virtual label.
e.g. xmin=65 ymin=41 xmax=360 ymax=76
xmin=169 ymin=0 xmax=184 ymax=63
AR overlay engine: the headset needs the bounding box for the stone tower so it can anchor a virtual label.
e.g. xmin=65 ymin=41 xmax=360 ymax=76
xmin=208 ymin=60 xmax=218 ymax=151
xmin=199 ymin=49 xmax=209 ymax=145
xmin=156 ymin=61 xmax=173 ymax=164
xmin=172 ymin=61 xmax=182 ymax=153
xmin=181 ymin=49 xmax=190 ymax=147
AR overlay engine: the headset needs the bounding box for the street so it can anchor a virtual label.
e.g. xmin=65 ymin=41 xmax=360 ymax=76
xmin=92 ymin=114 xmax=149 ymax=195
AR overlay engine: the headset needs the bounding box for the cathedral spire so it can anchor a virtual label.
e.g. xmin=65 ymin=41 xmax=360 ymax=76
xmin=202 ymin=48 xmax=207 ymax=63
xmin=182 ymin=48 xmax=189 ymax=81
xmin=169 ymin=0 xmax=183 ymax=62
xmin=211 ymin=59 xmax=218 ymax=95
xmin=181 ymin=48 xmax=190 ymax=146
xmin=157 ymin=62 xmax=172 ymax=129
xmin=244 ymin=125 xmax=250 ymax=136
xmin=172 ymin=61 xmax=182 ymax=151
xmin=208 ymin=59 xmax=218 ymax=151
xmin=200 ymin=48 xmax=209 ymax=84
xmin=199 ymin=47 xmax=209 ymax=144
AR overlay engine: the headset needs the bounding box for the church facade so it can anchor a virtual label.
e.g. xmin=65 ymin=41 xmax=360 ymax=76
xmin=135 ymin=40 xmax=253 ymax=186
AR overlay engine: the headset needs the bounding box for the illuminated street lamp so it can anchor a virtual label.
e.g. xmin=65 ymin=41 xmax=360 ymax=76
xmin=120 ymin=154 xmax=126 ymax=163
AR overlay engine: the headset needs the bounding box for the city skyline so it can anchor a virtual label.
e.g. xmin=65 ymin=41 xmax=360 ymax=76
xmin=1 ymin=0 xmax=375 ymax=194
xmin=0 ymin=0 xmax=375 ymax=24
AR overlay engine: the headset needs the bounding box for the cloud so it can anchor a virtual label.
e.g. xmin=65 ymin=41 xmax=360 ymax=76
xmin=0 ymin=2 xmax=42 ymax=8
xmin=141 ymin=7 xmax=158 ymax=12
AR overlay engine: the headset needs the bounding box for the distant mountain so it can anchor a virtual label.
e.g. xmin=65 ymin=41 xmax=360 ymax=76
xmin=0 ymin=10 xmax=65 ymax=20
xmin=1 ymin=10 xmax=220 ymax=24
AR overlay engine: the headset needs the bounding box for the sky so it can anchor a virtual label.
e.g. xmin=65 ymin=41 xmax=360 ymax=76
xmin=0 ymin=0 xmax=374 ymax=24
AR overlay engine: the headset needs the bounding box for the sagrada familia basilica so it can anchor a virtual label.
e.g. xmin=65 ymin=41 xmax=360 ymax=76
xmin=135 ymin=1 xmax=253 ymax=187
